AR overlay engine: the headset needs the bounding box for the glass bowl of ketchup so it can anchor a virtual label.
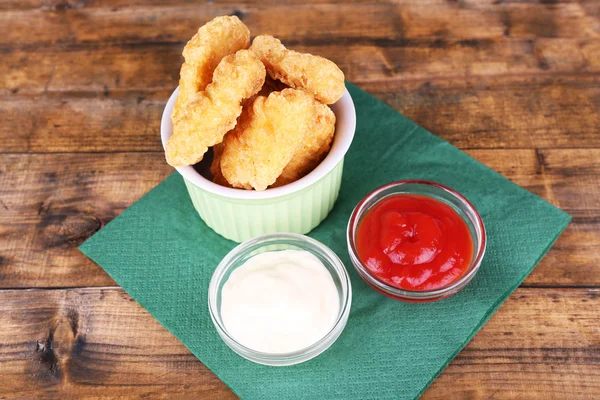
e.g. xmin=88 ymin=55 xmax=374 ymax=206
xmin=347 ymin=180 xmax=486 ymax=302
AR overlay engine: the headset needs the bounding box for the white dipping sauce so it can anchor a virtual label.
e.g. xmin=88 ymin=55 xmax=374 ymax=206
xmin=220 ymin=249 xmax=340 ymax=354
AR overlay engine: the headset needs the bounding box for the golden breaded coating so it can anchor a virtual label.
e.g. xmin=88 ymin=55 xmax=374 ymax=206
xmin=220 ymin=89 xmax=317 ymax=191
xmin=166 ymin=50 xmax=265 ymax=167
xmin=273 ymin=102 xmax=336 ymax=187
xmin=171 ymin=16 xmax=250 ymax=123
xmin=257 ymin=76 xmax=289 ymax=97
xmin=209 ymin=143 xmax=231 ymax=187
xmin=250 ymin=35 xmax=345 ymax=104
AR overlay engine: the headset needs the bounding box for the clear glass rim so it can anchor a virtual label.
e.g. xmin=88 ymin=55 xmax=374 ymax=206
xmin=346 ymin=180 xmax=487 ymax=300
xmin=208 ymin=233 xmax=352 ymax=365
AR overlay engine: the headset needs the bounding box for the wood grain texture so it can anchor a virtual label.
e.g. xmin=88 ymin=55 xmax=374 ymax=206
xmin=0 ymin=150 xmax=597 ymax=288
xmin=0 ymin=0 xmax=590 ymax=12
xmin=1 ymin=0 xmax=598 ymax=397
xmin=423 ymin=288 xmax=600 ymax=399
xmin=1 ymin=2 xmax=598 ymax=50
xmin=2 ymin=96 xmax=167 ymax=153
xmin=0 ymin=287 xmax=235 ymax=399
xmin=0 ymin=287 xmax=597 ymax=399
xmin=0 ymin=153 xmax=171 ymax=288
xmin=3 ymin=75 xmax=600 ymax=152
xmin=372 ymin=75 xmax=600 ymax=150
xmin=3 ymin=38 xmax=600 ymax=94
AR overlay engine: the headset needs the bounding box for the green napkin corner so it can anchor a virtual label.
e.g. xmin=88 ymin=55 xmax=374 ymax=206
xmin=80 ymin=83 xmax=570 ymax=400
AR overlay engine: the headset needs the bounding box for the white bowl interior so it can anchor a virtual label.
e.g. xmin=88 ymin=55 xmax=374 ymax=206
xmin=161 ymin=86 xmax=356 ymax=200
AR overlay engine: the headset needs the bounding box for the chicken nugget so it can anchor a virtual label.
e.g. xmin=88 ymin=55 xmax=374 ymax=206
xmin=250 ymin=35 xmax=345 ymax=104
xmin=257 ymin=76 xmax=289 ymax=97
xmin=273 ymin=102 xmax=336 ymax=187
xmin=209 ymin=143 xmax=231 ymax=187
xmin=171 ymin=16 xmax=250 ymax=123
xmin=220 ymin=89 xmax=317 ymax=191
xmin=166 ymin=50 xmax=265 ymax=167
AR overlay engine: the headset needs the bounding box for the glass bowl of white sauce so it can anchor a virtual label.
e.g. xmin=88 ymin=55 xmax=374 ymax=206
xmin=208 ymin=233 xmax=352 ymax=366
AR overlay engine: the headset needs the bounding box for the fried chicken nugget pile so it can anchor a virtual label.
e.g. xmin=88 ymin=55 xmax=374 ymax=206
xmin=220 ymin=89 xmax=317 ymax=191
xmin=166 ymin=16 xmax=346 ymax=191
xmin=250 ymin=35 xmax=345 ymax=104
xmin=171 ymin=16 xmax=250 ymax=123
xmin=166 ymin=49 xmax=265 ymax=167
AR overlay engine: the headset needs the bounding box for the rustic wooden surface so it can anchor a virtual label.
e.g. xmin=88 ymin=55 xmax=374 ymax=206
xmin=1 ymin=1 xmax=599 ymax=399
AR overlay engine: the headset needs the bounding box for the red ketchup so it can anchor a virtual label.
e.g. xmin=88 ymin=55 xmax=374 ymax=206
xmin=356 ymin=195 xmax=474 ymax=291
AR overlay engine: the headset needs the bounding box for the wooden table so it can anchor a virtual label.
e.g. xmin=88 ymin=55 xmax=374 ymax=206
xmin=1 ymin=1 xmax=599 ymax=398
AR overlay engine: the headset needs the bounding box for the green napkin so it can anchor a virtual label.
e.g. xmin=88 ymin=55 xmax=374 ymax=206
xmin=80 ymin=83 xmax=570 ymax=400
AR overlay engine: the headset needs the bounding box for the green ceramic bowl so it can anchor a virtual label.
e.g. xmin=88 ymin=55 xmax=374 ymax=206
xmin=161 ymin=87 xmax=356 ymax=242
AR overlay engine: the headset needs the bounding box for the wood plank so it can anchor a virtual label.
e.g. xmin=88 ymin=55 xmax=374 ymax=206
xmin=3 ymin=44 xmax=184 ymax=95
xmin=470 ymin=149 xmax=600 ymax=212
xmin=0 ymin=287 xmax=597 ymax=398
xmin=0 ymin=0 xmax=585 ymax=12
xmin=0 ymin=153 xmax=171 ymax=288
xmin=370 ymin=74 xmax=600 ymax=150
xmin=3 ymin=74 xmax=600 ymax=152
xmin=0 ymin=150 xmax=597 ymax=288
xmin=423 ymin=288 xmax=600 ymax=399
xmin=3 ymin=39 xmax=600 ymax=95
xmin=1 ymin=3 xmax=597 ymax=50
xmin=1 ymin=95 xmax=168 ymax=153
xmin=0 ymin=0 xmax=429 ymax=11
xmin=469 ymin=149 xmax=600 ymax=287
xmin=0 ymin=287 xmax=235 ymax=399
